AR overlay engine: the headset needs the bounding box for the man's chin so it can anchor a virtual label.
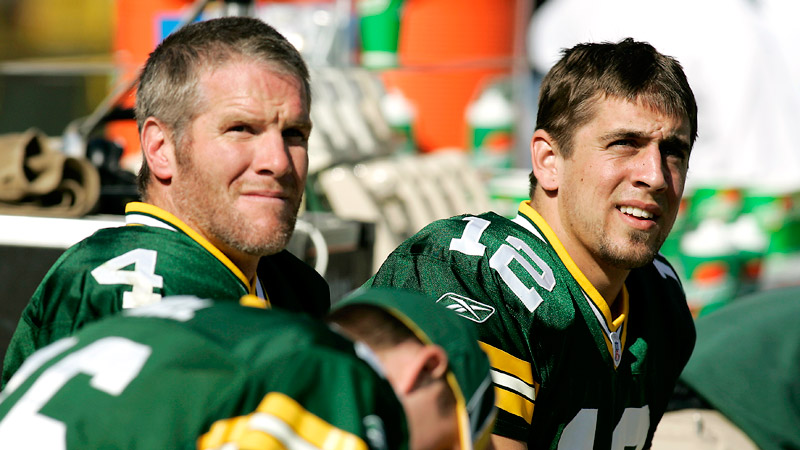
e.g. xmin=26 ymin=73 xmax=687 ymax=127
xmin=238 ymin=241 xmax=289 ymax=258
xmin=246 ymin=229 xmax=294 ymax=256
xmin=600 ymin=239 xmax=660 ymax=270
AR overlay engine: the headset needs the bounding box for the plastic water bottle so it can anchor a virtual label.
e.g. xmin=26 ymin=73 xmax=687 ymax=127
xmin=380 ymin=88 xmax=416 ymax=154
xmin=679 ymin=219 xmax=740 ymax=316
xmin=466 ymin=87 xmax=514 ymax=170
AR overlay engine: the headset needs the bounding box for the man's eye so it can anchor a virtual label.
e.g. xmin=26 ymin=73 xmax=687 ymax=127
xmin=228 ymin=125 xmax=253 ymax=134
xmin=610 ymin=139 xmax=636 ymax=149
xmin=283 ymin=128 xmax=308 ymax=141
xmin=662 ymin=144 xmax=689 ymax=160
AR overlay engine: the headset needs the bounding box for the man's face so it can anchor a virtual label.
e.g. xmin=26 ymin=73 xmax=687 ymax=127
xmin=171 ymin=60 xmax=310 ymax=258
xmin=556 ymin=95 xmax=691 ymax=270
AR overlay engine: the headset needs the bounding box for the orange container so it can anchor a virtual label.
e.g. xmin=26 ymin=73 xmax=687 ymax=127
xmin=381 ymin=0 xmax=517 ymax=152
xmin=109 ymin=0 xmax=326 ymax=167
xmin=110 ymin=0 xmax=204 ymax=167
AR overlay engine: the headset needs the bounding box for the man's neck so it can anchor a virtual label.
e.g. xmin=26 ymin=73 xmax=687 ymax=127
xmin=554 ymin=233 xmax=628 ymax=306
xmin=141 ymin=197 xmax=259 ymax=286
xmin=530 ymin=197 xmax=629 ymax=307
xmin=224 ymin=249 xmax=259 ymax=285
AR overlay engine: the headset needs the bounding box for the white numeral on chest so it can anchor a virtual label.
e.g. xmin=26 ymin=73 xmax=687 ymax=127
xmin=558 ymin=407 xmax=649 ymax=450
xmin=450 ymin=217 xmax=555 ymax=312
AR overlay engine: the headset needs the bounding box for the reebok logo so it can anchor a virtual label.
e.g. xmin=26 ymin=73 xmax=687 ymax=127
xmin=436 ymin=293 xmax=495 ymax=323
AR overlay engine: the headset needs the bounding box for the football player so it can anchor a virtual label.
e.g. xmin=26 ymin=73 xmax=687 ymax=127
xmin=2 ymin=16 xmax=329 ymax=387
xmin=369 ymin=38 xmax=697 ymax=449
xmin=0 ymin=289 xmax=496 ymax=450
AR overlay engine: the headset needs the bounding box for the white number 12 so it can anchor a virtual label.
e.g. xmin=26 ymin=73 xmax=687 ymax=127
xmin=451 ymin=217 xmax=555 ymax=312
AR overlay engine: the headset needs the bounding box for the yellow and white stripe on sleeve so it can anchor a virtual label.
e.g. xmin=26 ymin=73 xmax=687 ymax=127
xmin=479 ymin=342 xmax=539 ymax=425
xmin=198 ymin=392 xmax=368 ymax=450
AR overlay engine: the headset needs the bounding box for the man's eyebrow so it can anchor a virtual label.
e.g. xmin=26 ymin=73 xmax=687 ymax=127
xmin=598 ymin=129 xmax=649 ymax=142
xmin=600 ymin=129 xmax=691 ymax=149
xmin=288 ymin=117 xmax=313 ymax=130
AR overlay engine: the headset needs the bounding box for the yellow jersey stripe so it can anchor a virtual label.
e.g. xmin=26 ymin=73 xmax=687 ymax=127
xmin=479 ymin=342 xmax=534 ymax=385
xmin=613 ymin=286 xmax=628 ymax=355
xmin=517 ymin=202 xmax=614 ymax=321
xmin=240 ymin=295 xmax=271 ymax=310
xmin=494 ymin=386 xmax=534 ymax=424
xmin=125 ymin=202 xmax=256 ymax=295
xmin=199 ymin=416 xmax=252 ymax=449
xmin=198 ymin=392 xmax=367 ymax=450
xmin=518 ymin=202 xmax=629 ymax=362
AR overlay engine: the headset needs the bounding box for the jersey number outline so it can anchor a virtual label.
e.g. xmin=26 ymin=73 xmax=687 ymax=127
xmin=558 ymin=407 xmax=650 ymax=450
xmin=0 ymin=337 xmax=152 ymax=449
xmin=91 ymin=249 xmax=164 ymax=308
xmin=450 ymin=216 xmax=556 ymax=312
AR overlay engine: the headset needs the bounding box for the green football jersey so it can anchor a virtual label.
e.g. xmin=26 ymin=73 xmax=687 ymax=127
xmin=2 ymin=202 xmax=329 ymax=387
xmin=0 ymin=297 xmax=407 ymax=449
xmin=679 ymin=287 xmax=800 ymax=450
xmin=370 ymin=202 xmax=695 ymax=449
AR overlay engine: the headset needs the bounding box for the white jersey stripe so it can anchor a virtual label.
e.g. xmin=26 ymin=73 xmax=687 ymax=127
xmin=126 ymin=213 xmax=177 ymax=231
xmin=491 ymin=369 xmax=536 ymax=402
xmin=582 ymin=290 xmax=624 ymax=368
xmin=247 ymin=413 xmax=323 ymax=450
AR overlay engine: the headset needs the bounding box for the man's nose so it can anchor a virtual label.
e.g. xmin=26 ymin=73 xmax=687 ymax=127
xmin=252 ymin=130 xmax=292 ymax=177
xmin=632 ymin=144 xmax=668 ymax=192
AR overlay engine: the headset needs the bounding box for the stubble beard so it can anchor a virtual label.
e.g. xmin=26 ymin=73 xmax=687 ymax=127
xmin=596 ymin=227 xmax=665 ymax=270
xmin=172 ymin=151 xmax=300 ymax=258
xmin=563 ymin=193 xmax=664 ymax=271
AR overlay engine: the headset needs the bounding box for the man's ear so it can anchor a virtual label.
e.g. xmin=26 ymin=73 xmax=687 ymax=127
xmin=530 ymin=129 xmax=560 ymax=191
xmin=398 ymin=345 xmax=449 ymax=394
xmin=140 ymin=117 xmax=177 ymax=181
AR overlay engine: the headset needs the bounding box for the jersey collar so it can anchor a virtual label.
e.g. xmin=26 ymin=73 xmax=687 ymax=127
xmin=516 ymin=201 xmax=629 ymax=367
xmin=124 ymin=202 xmax=256 ymax=295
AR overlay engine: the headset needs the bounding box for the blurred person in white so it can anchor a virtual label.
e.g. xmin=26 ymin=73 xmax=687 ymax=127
xmin=527 ymin=0 xmax=800 ymax=194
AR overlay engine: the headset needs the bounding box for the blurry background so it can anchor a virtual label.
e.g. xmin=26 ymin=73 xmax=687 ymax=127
xmin=1 ymin=0 xmax=799 ymax=332
xmin=0 ymin=0 xmax=114 ymax=136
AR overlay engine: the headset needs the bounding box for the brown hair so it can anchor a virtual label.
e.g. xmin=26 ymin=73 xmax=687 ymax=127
xmin=327 ymin=304 xmax=455 ymax=411
xmin=327 ymin=304 xmax=418 ymax=350
xmin=530 ymin=38 xmax=697 ymax=195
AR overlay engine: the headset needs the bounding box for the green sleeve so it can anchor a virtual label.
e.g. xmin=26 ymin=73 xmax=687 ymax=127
xmin=2 ymin=246 xmax=122 ymax=387
xmin=203 ymin=346 xmax=409 ymax=450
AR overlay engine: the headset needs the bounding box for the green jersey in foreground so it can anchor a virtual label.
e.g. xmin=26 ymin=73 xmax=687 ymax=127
xmin=679 ymin=286 xmax=800 ymax=450
xmin=2 ymin=202 xmax=329 ymax=386
xmin=0 ymin=297 xmax=406 ymax=449
xmin=370 ymin=202 xmax=695 ymax=449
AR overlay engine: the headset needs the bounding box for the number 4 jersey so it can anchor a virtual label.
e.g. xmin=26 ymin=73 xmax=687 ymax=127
xmin=0 ymin=297 xmax=407 ymax=449
xmin=2 ymin=202 xmax=329 ymax=387
xmin=369 ymin=201 xmax=695 ymax=449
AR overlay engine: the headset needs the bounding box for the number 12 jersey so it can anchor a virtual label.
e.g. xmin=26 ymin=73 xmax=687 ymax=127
xmin=370 ymin=201 xmax=695 ymax=449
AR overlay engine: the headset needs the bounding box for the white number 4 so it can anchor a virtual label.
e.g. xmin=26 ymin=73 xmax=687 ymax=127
xmin=91 ymin=249 xmax=163 ymax=308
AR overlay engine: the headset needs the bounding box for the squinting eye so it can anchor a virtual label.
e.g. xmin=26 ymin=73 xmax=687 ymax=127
xmin=663 ymin=146 xmax=689 ymax=160
xmin=611 ymin=139 xmax=635 ymax=148
xmin=228 ymin=125 xmax=252 ymax=134
xmin=283 ymin=128 xmax=308 ymax=141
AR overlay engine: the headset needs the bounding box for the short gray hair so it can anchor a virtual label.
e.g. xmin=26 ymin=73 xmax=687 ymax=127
xmin=134 ymin=16 xmax=311 ymax=198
